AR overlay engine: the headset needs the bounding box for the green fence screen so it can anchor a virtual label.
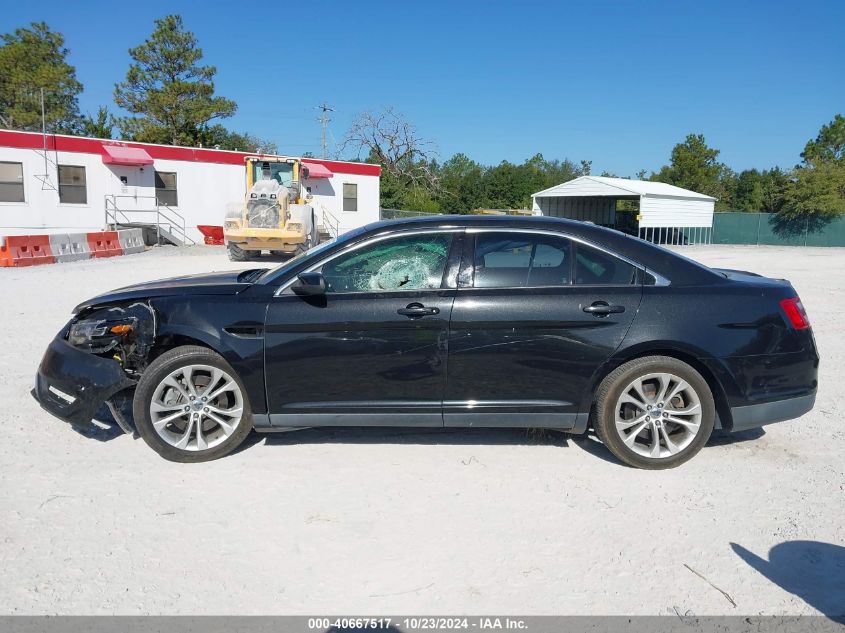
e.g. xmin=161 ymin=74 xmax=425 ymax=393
xmin=713 ymin=212 xmax=845 ymax=247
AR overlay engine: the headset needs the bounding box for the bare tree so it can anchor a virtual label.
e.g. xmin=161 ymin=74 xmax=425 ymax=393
xmin=341 ymin=107 xmax=441 ymax=193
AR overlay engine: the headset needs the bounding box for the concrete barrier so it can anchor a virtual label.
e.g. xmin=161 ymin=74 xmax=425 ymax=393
xmin=0 ymin=230 xmax=152 ymax=268
xmin=49 ymin=233 xmax=92 ymax=263
xmin=117 ymin=228 xmax=146 ymax=255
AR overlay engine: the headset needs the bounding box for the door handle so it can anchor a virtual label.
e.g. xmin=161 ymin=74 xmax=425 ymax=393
xmin=397 ymin=302 xmax=440 ymax=318
xmin=583 ymin=301 xmax=625 ymax=316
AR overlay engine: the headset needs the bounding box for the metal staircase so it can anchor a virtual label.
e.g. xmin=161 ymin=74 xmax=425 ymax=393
xmin=105 ymin=195 xmax=196 ymax=246
xmin=317 ymin=204 xmax=340 ymax=243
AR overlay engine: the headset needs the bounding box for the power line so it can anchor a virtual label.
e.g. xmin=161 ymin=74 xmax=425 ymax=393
xmin=316 ymin=102 xmax=334 ymax=159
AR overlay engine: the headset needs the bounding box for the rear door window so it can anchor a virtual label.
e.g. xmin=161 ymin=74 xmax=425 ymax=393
xmin=472 ymin=232 xmax=571 ymax=288
xmin=574 ymin=244 xmax=637 ymax=285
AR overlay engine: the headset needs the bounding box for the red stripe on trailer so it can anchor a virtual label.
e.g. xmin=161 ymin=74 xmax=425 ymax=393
xmin=0 ymin=130 xmax=381 ymax=176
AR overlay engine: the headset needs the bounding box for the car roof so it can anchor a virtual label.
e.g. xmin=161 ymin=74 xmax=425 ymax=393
xmin=362 ymin=215 xmax=722 ymax=286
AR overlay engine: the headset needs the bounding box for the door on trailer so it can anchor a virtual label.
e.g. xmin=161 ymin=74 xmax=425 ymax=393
xmin=444 ymin=229 xmax=643 ymax=428
xmin=106 ymin=166 xmax=156 ymax=212
xmin=263 ymin=230 xmax=464 ymax=427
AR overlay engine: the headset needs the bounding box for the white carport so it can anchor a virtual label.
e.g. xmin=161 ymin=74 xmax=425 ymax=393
xmin=532 ymin=176 xmax=716 ymax=244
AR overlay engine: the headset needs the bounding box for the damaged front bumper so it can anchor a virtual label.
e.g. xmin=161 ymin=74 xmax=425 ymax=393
xmin=32 ymin=335 xmax=137 ymax=427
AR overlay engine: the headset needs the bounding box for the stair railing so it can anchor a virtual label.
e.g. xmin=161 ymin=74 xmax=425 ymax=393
xmin=104 ymin=194 xmax=196 ymax=246
xmin=319 ymin=204 xmax=340 ymax=240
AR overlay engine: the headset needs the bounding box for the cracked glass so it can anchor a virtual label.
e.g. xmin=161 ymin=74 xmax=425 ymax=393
xmin=321 ymin=233 xmax=453 ymax=293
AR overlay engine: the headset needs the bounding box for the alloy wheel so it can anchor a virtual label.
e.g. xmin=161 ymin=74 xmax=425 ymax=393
xmin=149 ymin=364 xmax=244 ymax=451
xmin=613 ymin=372 xmax=703 ymax=459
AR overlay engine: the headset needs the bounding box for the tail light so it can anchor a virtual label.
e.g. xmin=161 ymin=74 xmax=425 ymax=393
xmin=780 ymin=297 xmax=810 ymax=330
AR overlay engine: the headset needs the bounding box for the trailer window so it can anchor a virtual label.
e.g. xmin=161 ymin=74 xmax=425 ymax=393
xmin=343 ymin=183 xmax=358 ymax=212
xmin=58 ymin=165 xmax=87 ymax=204
xmin=0 ymin=162 xmax=24 ymax=202
xmin=155 ymin=171 xmax=178 ymax=207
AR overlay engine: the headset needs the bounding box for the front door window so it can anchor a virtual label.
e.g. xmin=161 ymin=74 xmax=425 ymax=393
xmin=319 ymin=233 xmax=453 ymax=293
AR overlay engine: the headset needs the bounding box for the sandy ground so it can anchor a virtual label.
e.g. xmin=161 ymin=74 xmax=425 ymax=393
xmin=0 ymin=244 xmax=843 ymax=617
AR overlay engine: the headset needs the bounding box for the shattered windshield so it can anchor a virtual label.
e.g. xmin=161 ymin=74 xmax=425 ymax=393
xmin=321 ymin=233 xmax=452 ymax=292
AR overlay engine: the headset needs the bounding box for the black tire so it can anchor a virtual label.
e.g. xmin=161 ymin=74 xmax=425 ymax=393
xmin=593 ymin=356 xmax=715 ymax=469
xmin=295 ymin=214 xmax=318 ymax=255
xmin=133 ymin=346 xmax=253 ymax=463
xmin=227 ymin=243 xmax=254 ymax=261
xmin=295 ymin=234 xmax=314 ymax=256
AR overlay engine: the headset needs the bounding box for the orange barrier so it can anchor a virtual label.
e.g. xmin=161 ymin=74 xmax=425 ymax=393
xmin=0 ymin=235 xmax=57 ymax=267
xmin=198 ymin=225 xmax=224 ymax=245
xmin=27 ymin=235 xmax=56 ymax=265
xmin=86 ymin=231 xmax=124 ymax=258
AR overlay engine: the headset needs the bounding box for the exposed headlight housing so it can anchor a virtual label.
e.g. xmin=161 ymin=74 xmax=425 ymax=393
xmin=68 ymin=317 xmax=137 ymax=354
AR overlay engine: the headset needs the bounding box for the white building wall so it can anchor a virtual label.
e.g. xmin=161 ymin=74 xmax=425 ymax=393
xmin=0 ymin=146 xmax=111 ymax=234
xmin=0 ymin=142 xmax=380 ymax=242
xmin=307 ymin=172 xmax=380 ymax=234
xmin=146 ymin=158 xmax=246 ymax=239
xmin=639 ymin=196 xmax=714 ymax=228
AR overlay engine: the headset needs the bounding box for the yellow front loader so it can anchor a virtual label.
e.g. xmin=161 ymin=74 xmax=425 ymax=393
xmin=223 ymin=157 xmax=318 ymax=261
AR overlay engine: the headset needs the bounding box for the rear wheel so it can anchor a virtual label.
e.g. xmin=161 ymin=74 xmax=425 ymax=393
xmin=133 ymin=346 xmax=253 ymax=462
xmin=593 ymin=356 xmax=715 ymax=469
xmin=227 ymin=243 xmax=254 ymax=261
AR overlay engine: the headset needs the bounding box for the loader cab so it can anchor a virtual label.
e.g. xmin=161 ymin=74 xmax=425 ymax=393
xmin=246 ymin=158 xmax=302 ymax=187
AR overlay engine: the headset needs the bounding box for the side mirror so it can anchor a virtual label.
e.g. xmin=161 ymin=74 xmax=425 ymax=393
xmin=292 ymin=271 xmax=326 ymax=296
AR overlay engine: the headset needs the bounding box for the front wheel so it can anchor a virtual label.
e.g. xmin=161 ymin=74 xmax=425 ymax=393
xmin=133 ymin=346 xmax=253 ymax=462
xmin=593 ymin=356 xmax=715 ymax=469
xmin=227 ymin=243 xmax=254 ymax=262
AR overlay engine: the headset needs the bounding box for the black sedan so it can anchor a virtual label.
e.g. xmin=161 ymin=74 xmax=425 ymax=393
xmin=33 ymin=216 xmax=819 ymax=468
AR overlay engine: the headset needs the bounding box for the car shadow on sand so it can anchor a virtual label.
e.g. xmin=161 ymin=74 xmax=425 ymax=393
xmin=564 ymin=428 xmax=764 ymax=466
xmin=731 ymin=541 xmax=845 ymax=622
xmin=240 ymin=426 xmax=572 ymax=453
xmin=236 ymin=425 xmax=767 ymax=467
xmin=69 ymin=405 xmax=771 ymax=466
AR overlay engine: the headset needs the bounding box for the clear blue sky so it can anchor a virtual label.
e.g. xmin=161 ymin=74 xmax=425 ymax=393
xmin=5 ymin=0 xmax=844 ymax=175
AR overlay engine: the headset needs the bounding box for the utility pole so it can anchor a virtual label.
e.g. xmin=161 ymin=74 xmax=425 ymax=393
xmin=317 ymin=102 xmax=334 ymax=158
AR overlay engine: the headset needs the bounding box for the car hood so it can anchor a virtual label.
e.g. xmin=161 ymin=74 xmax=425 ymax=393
xmin=74 ymin=269 xmax=267 ymax=313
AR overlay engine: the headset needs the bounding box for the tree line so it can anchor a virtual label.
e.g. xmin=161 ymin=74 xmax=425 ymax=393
xmin=0 ymin=17 xmax=275 ymax=153
xmin=1 ymin=17 xmax=843 ymax=220
xmin=342 ymin=111 xmax=845 ymax=221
